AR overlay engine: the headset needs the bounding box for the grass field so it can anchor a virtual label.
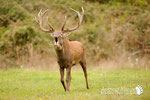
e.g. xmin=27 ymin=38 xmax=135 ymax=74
xmin=0 ymin=68 xmax=150 ymax=100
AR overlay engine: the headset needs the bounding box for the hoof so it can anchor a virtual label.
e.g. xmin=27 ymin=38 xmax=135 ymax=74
xmin=87 ymin=87 xmax=89 ymax=89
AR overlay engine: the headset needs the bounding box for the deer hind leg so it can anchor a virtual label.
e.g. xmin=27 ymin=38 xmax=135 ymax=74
xmin=60 ymin=67 xmax=66 ymax=91
xmin=66 ymin=67 xmax=71 ymax=91
xmin=80 ymin=60 xmax=89 ymax=89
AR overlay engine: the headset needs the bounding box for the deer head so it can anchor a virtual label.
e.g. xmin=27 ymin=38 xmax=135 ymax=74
xmin=35 ymin=7 xmax=84 ymax=50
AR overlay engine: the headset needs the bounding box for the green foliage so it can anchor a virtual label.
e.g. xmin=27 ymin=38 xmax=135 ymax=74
xmin=0 ymin=26 xmax=44 ymax=58
xmin=8 ymin=5 xmax=27 ymax=22
xmin=85 ymin=0 xmax=149 ymax=6
xmin=0 ymin=2 xmax=27 ymax=27
xmin=87 ymin=27 xmax=98 ymax=44
xmin=11 ymin=26 xmax=36 ymax=46
xmin=0 ymin=0 xmax=150 ymax=66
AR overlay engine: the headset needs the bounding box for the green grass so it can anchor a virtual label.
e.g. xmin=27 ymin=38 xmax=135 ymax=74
xmin=0 ymin=68 xmax=150 ymax=100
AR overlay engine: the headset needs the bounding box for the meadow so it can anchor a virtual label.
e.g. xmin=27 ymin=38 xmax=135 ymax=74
xmin=0 ymin=68 xmax=150 ymax=100
xmin=0 ymin=0 xmax=150 ymax=99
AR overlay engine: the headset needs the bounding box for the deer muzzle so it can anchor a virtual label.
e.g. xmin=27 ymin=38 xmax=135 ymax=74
xmin=54 ymin=37 xmax=62 ymax=50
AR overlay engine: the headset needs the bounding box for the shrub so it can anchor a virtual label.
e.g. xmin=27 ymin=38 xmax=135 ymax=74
xmin=11 ymin=26 xmax=36 ymax=46
xmin=0 ymin=2 xmax=27 ymax=27
xmin=0 ymin=26 xmax=37 ymax=57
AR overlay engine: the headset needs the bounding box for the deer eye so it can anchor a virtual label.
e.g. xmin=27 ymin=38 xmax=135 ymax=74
xmin=60 ymin=33 xmax=63 ymax=37
xmin=55 ymin=37 xmax=58 ymax=42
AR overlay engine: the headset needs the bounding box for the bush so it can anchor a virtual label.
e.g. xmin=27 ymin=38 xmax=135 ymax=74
xmin=11 ymin=26 xmax=36 ymax=46
xmin=0 ymin=2 xmax=27 ymax=27
xmin=8 ymin=4 xmax=27 ymax=22
xmin=85 ymin=0 xmax=149 ymax=6
xmin=0 ymin=26 xmax=38 ymax=57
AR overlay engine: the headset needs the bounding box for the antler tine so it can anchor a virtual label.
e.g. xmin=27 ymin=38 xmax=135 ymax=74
xmin=81 ymin=6 xmax=84 ymax=22
xmin=81 ymin=6 xmax=84 ymax=16
xmin=61 ymin=16 xmax=67 ymax=31
xmin=47 ymin=16 xmax=54 ymax=32
xmin=70 ymin=8 xmax=82 ymax=24
xmin=42 ymin=9 xmax=49 ymax=17
xmin=35 ymin=9 xmax=42 ymax=23
xmin=35 ymin=17 xmax=39 ymax=23
xmin=35 ymin=9 xmax=55 ymax=32
xmin=38 ymin=9 xmax=42 ymax=18
xmin=62 ymin=7 xmax=84 ymax=33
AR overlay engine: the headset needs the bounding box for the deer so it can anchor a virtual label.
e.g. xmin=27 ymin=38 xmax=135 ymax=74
xmin=35 ymin=7 xmax=89 ymax=91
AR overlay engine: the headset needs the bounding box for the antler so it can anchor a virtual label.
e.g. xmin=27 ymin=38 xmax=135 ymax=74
xmin=35 ymin=9 xmax=55 ymax=32
xmin=61 ymin=7 xmax=84 ymax=33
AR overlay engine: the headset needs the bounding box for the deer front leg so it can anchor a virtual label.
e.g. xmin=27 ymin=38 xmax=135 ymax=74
xmin=60 ymin=67 xmax=66 ymax=91
xmin=66 ymin=67 xmax=71 ymax=91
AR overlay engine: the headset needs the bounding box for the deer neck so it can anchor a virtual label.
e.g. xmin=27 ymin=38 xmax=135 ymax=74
xmin=55 ymin=38 xmax=71 ymax=60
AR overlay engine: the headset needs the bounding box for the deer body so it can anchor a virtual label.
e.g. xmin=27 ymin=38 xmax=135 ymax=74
xmin=35 ymin=7 xmax=89 ymax=91
xmin=55 ymin=38 xmax=84 ymax=68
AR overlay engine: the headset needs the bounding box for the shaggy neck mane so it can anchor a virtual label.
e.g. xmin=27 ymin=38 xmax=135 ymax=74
xmin=55 ymin=38 xmax=71 ymax=60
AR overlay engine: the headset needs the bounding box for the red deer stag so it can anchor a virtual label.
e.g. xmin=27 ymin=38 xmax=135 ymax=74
xmin=35 ymin=7 xmax=89 ymax=91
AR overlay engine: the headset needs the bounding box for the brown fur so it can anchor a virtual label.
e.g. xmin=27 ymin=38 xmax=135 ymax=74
xmin=55 ymin=39 xmax=84 ymax=67
xmin=55 ymin=38 xmax=89 ymax=91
